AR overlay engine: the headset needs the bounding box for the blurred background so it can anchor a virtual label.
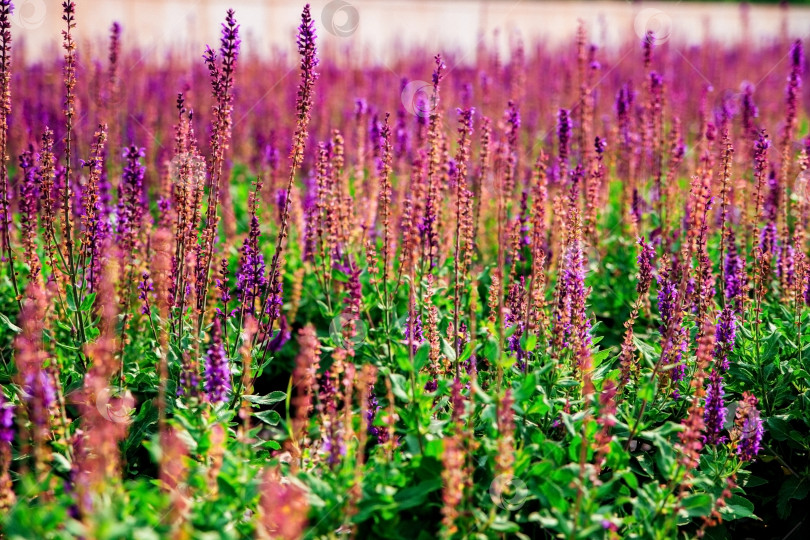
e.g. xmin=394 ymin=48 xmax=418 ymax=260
xmin=10 ymin=0 xmax=810 ymax=64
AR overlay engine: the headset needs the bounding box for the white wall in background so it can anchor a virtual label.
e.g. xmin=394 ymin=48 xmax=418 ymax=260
xmin=11 ymin=1 xmax=809 ymax=64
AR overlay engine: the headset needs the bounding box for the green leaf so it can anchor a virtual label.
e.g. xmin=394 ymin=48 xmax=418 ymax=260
xmin=484 ymin=337 xmax=500 ymax=364
xmin=777 ymin=476 xmax=810 ymax=519
xmin=637 ymin=379 xmax=656 ymax=402
xmin=244 ymin=392 xmax=286 ymax=405
xmin=255 ymin=410 xmax=281 ymax=425
xmin=720 ymin=495 xmax=755 ymax=520
xmin=396 ymin=352 xmax=413 ymax=372
xmin=124 ymin=400 xmax=159 ymax=459
xmin=413 ymin=344 xmax=430 ymax=372
xmin=459 ymin=342 xmax=473 ymax=363
xmin=681 ymin=493 xmax=713 ymax=517
xmin=592 ymin=347 xmax=610 ymax=367
xmin=742 ymin=475 xmax=767 ymax=488
xmin=522 ymin=333 xmax=538 ymax=353
xmin=0 ymin=312 xmax=21 ymax=333
xmin=489 ymin=517 xmax=520 ymax=533
xmin=66 ymin=289 xmax=77 ymax=312
xmin=623 ymin=471 xmax=639 ymax=490
xmin=51 ymin=453 xmax=72 ymax=474
xmin=262 ymin=439 xmax=281 ymax=450
xmin=394 ymin=478 xmax=441 ymax=509
xmin=767 ymin=417 xmax=791 ymax=442
xmin=633 ymin=336 xmax=658 ymax=365
xmin=389 ymin=373 xmax=411 ymax=402
xmin=55 ymin=341 xmax=81 ymax=353
xmin=441 ymin=338 xmax=456 ymax=364
xmin=80 ymin=292 xmax=96 ymax=312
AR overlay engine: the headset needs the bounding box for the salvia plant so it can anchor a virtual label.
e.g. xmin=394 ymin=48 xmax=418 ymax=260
xmin=0 ymin=1 xmax=808 ymax=539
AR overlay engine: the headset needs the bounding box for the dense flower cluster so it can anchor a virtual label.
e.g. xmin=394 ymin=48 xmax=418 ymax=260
xmin=0 ymin=390 xmax=12 ymax=445
xmin=204 ymin=318 xmax=231 ymax=404
xmin=733 ymin=392 xmax=765 ymax=462
xmin=0 ymin=2 xmax=807 ymax=537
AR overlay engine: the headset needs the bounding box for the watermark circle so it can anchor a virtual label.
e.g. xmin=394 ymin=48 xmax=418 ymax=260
xmin=793 ymin=170 xmax=810 ymax=205
xmin=489 ymin=474 xmax=528 ymax=511
xmin=329 ymin=314 xmax=368 ymax=349
xmin=634 ymin=8 xmax=672 ymax=45
xmin=169 ymin=152 xmax=207 ymax=186
xmin=95 ymin=387 xmax=134 ymax=425
xmin=401 ymin=80 xmax=437 ymax=118
xmin=321 ymin=0 xmax=359 ymax=38
xmin=12 ymin=0 xmax=46 ymax=30
xmin=713 ymin=88 xmax=740 ymax=120
xmin=106 ymin=74 xmax=125 ymax=106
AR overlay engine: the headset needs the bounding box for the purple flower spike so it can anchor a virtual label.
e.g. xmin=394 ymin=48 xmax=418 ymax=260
xmin=703 ymin=368 xmax=727 ymax=445
xmin=714 ymin=306 xmax=736 ymax=371
xmin=0 ymin=389 xmax=13 ymax=445
xmin=404 ymin=313 xmax=424 ymax=354
xmin=735 ymin=393 xmax=764 ymax=462
xmin=116 ymin=146 xmax=146 ymax=253
xmin=204 ymin=318 xmax=231 ymax=404
xmin=637 ymin=236 xmax=656 ymax=296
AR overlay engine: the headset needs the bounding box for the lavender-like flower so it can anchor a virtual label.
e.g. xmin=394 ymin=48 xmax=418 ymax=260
xmin=204 ymin=318 xmax=231 ymax=404
xmin=267 ymin=315 xmax=291 ymax=353
xmin=781 ymin=243 xmax=796 ymax=289
xmin=116 ymin=146 xmax=146 ymax=253
xmin=557 ymin=108 xmax=572 ymax=180
xmin=724 ymin=229 xmax=744 ymax=312
xmin=0 ymin=0 xmax=13 ymax=287
xmin=757 ymin=169 xmax=780 ymax=261
xmin=137 ymin=271 xmax=152 ymax=315
xmin=804 ymin=271 xmax=810 ymax=307
xmin=714 ymin=305 xmax=736 ymax=370
xmin=404 ymin=313 xmax=424 ymax=354
xmin=506 ymin=277 xmax=528 ymax=368
xmin=643 ymin=30 xmax=655 ymax=61
xmin=275 ymin=188 xmax=287 ymax=222
xmin=253 ymin=4 xmax=318 ymax=360
xmin=631 ymin=188 xmax=643 ymax=226
xmin=518 ymin=190 xmax=531 ymax=251
xmin=265 ymin=277 xmax=284 ymax=322
xmin=295 ymin=4 xmax=318 ymax=133
xmin=0 ymin=389 xmax=13 ymax=445
xmin=178 ymin=351 xmax=199 ymax=399
xmin=367 ymin=388 xmax=384 ymax=444
xmin=657 ymin=272 xmax=678 ymax=331
xmin=735 ymin=392 xmax=764 ymax=461
xmin=637 ymin=236 xmax=655 ymax=296
xmin=215 ymin=257 xmax=232 ymax=321
xmin=24 ymin=370 xmax=56 ymax=413
xmin=657 ymin=270 xmax=687 ymax=390
xmin=785 ymin=39 xmax=803 ymax=127
xmin=236 ymin=216 xmax=267 ymax=315
xmin=506 ymin=100 xmax=520 ymax=158
xmin=740 ymin=82 xmax=758 ymax=137
xmin=323 ymin=418 xmax=346 ymax=467
xmin=337 ymin=263 xmax=363 ymax=348
xmin=219 ymin=9 xmax=240 ymax=90
xmin=616 ymin=83 xmax=634 ymax=142
xmin=703 ymin=369 xmax=727 ymax=445
xmin=754 ymin=130 xmax=771 ymax=169
xmin=18 ymin=147 xmax=41 ymax=278
xmin=559 ymin=237 xmax=591 ymax=352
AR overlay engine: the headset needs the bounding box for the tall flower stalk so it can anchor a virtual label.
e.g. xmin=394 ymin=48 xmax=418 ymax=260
xmin=452 ymin=108 xmax=474 ymax=376
xmin=0 ymin=0 xmax=18 ymax=307
xmin=255 ymin=4 xmax=319 ymax=364
xmin=196 ymin=9 xmax=241 ymax=333
xmin=60 ymin=1 xmax=90 ymax=363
